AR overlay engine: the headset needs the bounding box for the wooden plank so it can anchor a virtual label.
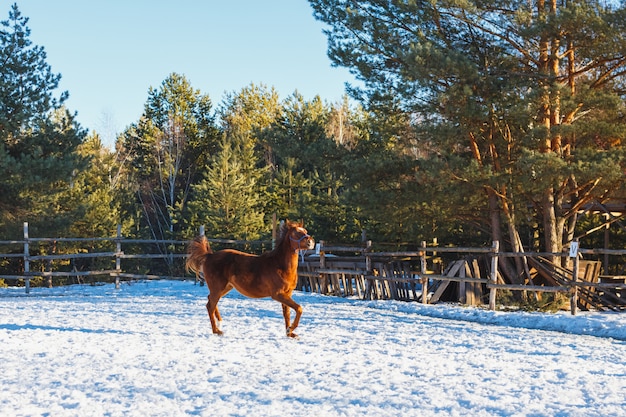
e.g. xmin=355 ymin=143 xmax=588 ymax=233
xmin=27 ymin=252 xmax=121 ymax=261
xmin=118 ymin=253 xmax=187 ymax=259
xmin=318 ymin=245 xmax=367 ymax=253
xmin=583 ymin=282 xmax=626 ymax=289
xmin=383 ymin=264 xmax=398 ymax=300
xmin=0 ymin=275 xmax=32 ymax=280
xmin=443 ymin=260 xmax=466 ymax=278
xmin=325 ymin=261 xmax=367 ymax=270
xmin=0 ymin=240 xmax=26 ymax=245
xmin=470 ymin=258 xmax=483 ymax=306
xmin=317 ymin=268 xmax=368 ymax=275
xmin=579 ymin=248 xmax=626 ymax=256
xmin=600 ymin=275 xmax=626 ymax=283
xmin=466 ymin=261 xmax=476 ymax=305
xmin=364 ymin=279 xmax=373 ymax=300
xmin=458 ymin=262 xmax=467 ymax=304
xmin=115 ymin=273 xmax=195 ymax=281
xmin=487 ymin=284 xmax=570 ymax=293
xmin=355 ymin=275 xmax=365 ymax=298
xmin=297 ymin=271 xmax=320 ymax=277
xmin=25 ymin=269 xmax=121 ymax=277
xmin=429 ymin=280 xmax=451 ymax=303
xmin=363 ymin=276 xmax=421 ymax=283
xmin=371 ymin=247 xmax=494 ymax=257
xmin=23 ymin=237 xmax=117 ymax=243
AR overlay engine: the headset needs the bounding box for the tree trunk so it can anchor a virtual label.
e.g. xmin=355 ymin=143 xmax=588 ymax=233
xmin=542 ymin=187 xmax=561 ymax=263
xmin=487 ymin=188 xmax=524 ymax=291
xmin=488 ymin=188 xmax=501 ymax=245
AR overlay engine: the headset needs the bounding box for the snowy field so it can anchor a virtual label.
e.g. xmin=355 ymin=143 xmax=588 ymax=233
xmin=1 ymin=280 xmax=625 ymax=417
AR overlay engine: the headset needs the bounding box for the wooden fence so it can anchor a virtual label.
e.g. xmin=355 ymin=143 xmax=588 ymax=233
xmin=2 ymin=223 xmax=624 ymax=314
xmin=0 ymin=223 xmax=269 ymax=294
xmin=298 ymin=240 xmax=626 ymax=314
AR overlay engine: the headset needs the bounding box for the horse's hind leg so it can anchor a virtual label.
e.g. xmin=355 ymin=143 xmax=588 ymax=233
xmin=206 ymin=293 xmax=223 ymax=336
xmin=206 ymin=284 xmax=232 ymax=336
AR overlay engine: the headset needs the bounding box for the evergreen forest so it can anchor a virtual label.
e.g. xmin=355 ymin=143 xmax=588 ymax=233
xmin=2 ymin=2 xmax=626 ymax=282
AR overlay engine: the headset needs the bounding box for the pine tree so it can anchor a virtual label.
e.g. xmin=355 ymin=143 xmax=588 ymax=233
xmin=0 ymin=4 xmax=86 ymax=238
xmin=310 ymin=0 xmax=626 ymax=259
xmin=0 ymin=5 xmax=86 ymax=239
xmin=67 ymin=133 xmax=120 ymax=238
xmin=188 ymin=136 xmax=265 ymax=240
xmin=261 ymin=92 xmax=362 ymax=241
xmin=218 ymin=83 xmax=281 ymax=172
xmin=0 ymin=3 xmax=67 ymax=139
xmin=266 ymin=157 xmax=313 ymax=223
xmin=215 ymin=83 xmax=280 ymax=228
xmin=117 ymin=73 xmax=220 ymax=240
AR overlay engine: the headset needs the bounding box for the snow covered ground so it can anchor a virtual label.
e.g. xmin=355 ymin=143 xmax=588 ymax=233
xmin=1 ymin=280 xmax=625 ymax=417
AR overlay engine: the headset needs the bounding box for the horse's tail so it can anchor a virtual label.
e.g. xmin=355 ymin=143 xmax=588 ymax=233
xmin=186 ymin=236 xmax=213 ymax=278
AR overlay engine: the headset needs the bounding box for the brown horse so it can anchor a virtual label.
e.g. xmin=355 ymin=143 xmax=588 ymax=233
xmin=186 ymin=220 xmax=315 ymax=338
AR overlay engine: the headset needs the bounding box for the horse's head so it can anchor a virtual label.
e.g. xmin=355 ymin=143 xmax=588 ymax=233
xmin=286 ymin=221 xmax=315 ymax=252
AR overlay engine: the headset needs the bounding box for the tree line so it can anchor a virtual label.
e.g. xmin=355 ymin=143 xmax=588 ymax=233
xmin=2 ymin=2 xmax=626 ymax=283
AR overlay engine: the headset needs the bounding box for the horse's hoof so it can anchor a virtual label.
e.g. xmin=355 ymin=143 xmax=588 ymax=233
xmin=213 ymin=330 xmax=224 ymax=336
xmin=287 ymin=332 xmax=299 ymax=339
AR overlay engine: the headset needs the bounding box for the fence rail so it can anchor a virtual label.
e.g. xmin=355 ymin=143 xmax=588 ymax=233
xmin=0 ymin=222 xmax=269 ymax=293
xmin=2 ymin=223 xmax=625 ymax=314
xmin=298 ymin=239 xmax=626 ymax=314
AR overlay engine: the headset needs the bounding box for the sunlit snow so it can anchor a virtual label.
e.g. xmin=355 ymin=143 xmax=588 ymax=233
xmin=1 ymin=280 xmax=624 ymax=416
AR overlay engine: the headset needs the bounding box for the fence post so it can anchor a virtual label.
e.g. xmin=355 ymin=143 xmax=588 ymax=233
xmin=420 ymin=240 xmax=428 ymax=304
xmin=489 ymin=240 xmax=499 ymax=311
xmin=570 ymin=239 xmax=580 ymax=315
xmin=114 ymin=225 xmax=122 ymax=289
xmin=318 ymin=240 xmax=326 ymax=293
xmin=272 ymin=214 xmax=277 ymax=250
xmin=365 ymin=240 xmax=372 ymax=273
xmin=197 ymin=225 xmax=206 ymax=286
xmin=23 ymin=222 xmax=30 ymax=294
xmin=363 ymin=240 xmax=372 ymax=299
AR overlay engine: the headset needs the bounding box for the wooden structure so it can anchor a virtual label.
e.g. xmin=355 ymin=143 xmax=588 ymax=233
xmin=529 ymin=257 xmax=625 ymax=312
xmin=1 ymin=223 xmax=625 ymax=314
xmin=0 ymin=223 xmax=254 ymax=293
xmin=572 ymin=198 xmax=626 ymax=275
xmin=428 ymin=259 xmax=488 ymax=305
xmin=297 ymin=240 xmax=498 ymax=307
xmin=297 ymin=240 xmax=626 ymax=314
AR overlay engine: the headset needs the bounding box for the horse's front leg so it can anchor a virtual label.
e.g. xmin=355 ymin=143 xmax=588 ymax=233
xmin=281 ymin=304 xmax=291 ymax=333
xmin=273 ymin=293 xmax=303 ymax=338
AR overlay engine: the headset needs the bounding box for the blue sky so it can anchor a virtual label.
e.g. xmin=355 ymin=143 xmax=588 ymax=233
xmin=9 ymin=1 xmax=356 ymax=146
